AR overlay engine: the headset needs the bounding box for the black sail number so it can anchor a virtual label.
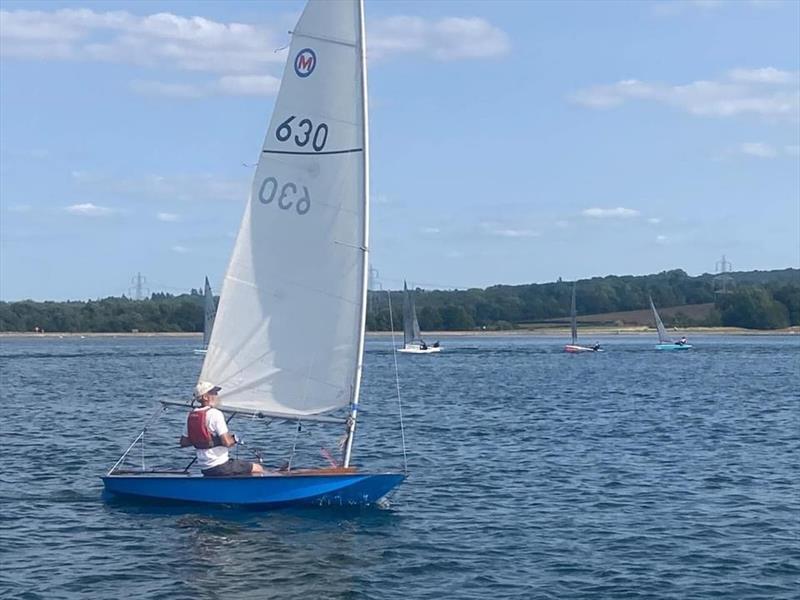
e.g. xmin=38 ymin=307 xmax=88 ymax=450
xmin=275 ymin=116 xmax=295 ymax=142
xmin=312 ymin=123 xmax=328 ymax=152
xmin=259 ymin=177 xmax=310 ymax=216
xmin=275 ymin=115 xmax=328 ymax=151
xmin=294 ymin=119 xmax=312 ymax=147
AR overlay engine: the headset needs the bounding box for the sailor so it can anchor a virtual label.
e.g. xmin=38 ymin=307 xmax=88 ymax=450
xmin=592 ymin=342 xmax=601 ymax=351
xmin=421 ymin=341 xmax=428 ymax=350
xmin=179 ymin=381 xmax=266 ymax=476
xmin=677 ymin=336 xmax=688 ymax=346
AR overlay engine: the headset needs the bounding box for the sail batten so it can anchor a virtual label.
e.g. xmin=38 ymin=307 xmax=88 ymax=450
xmin=200 ymin=0 xmax=366 ymax=418
xmin=292 ymin=31 xmax=358 ymax=48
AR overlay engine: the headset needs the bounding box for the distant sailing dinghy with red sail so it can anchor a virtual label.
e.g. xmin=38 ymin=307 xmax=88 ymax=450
xmin=103 ymin=0 xmax=405 ymax=508
xmin=564 ymin=283 xmax=602 ymax=353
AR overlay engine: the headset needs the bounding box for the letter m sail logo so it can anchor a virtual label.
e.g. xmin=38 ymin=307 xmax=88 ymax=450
xmin=294 ymin=48 xmax=316 ymax=78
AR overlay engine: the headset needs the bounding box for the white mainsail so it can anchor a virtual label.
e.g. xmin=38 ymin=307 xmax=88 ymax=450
xmin=649 ymin=296 xmax=671 ymax=343
xmin=201 ymin=0 xmax=368 ymax=419
xmin=202 ymin=276 xmax=216 ymax=348
xmin=402 ymin=281 xmax=422 ymax=346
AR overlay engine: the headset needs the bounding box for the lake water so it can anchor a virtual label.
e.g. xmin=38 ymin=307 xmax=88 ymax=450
xmin=1 ymin=334 xmax=798 ymax=599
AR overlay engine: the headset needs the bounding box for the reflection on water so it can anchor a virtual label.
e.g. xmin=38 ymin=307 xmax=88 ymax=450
xmin=1 ymin=334 xmax=798 ymax=599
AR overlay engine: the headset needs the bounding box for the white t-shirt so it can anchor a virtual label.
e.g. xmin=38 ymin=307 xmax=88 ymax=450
xmin=185 ymin=406 xmax=229 ymax=469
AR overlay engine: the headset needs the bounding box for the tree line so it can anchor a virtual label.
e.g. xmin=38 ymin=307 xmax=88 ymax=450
xmin=1 ymin=269 xmax=797 ymax=333
xmin=366 ymin=269 xmax=798 ymax=331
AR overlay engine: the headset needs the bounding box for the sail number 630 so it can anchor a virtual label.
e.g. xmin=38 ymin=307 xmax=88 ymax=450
xmin=259 ymin=177 xmax=310 ymax=215
xmin=275 ymin=115 xmax=328 ymax=151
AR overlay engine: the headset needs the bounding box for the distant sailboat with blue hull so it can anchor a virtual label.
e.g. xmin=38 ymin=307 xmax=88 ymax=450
xmin=650 ymin=296 xmax=692 ymax=350
xmin=193 ymin=276 xmax=215 ymax=355
xmin=103 ymin=0 xmax=405 ymax=508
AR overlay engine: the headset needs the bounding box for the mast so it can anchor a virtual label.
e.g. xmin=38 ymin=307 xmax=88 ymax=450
xmin=570 ymin=283 xmax=577 ymax=345
xmin=343 ymin=0 xmax=369 ymax=468
xmin=203 ymin=276 xmax=214 ymax=348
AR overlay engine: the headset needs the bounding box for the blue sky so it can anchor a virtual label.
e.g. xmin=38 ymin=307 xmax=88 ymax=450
xmin=1 ymin=0 xmax=798 ymax=300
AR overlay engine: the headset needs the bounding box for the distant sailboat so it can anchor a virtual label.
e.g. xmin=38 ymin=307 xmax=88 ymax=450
xmin=193 ymin=276 xmax=216 ymax=355
xmin=103 ymin=0 xmax=405 ymax=508
xmin=650 ymin=296 xmax=692 ymax=350
xmin=397 ymin=281 xmax=441 ymax=354
xmin=564 ymin=283 xmax=601 ymax=353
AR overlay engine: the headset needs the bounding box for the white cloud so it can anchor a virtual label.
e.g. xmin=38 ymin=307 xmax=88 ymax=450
xmin=570 ymin=69 xmax=800 ymax=120
xmin=729 ymin=67 xmax=796 ymax=85
xmin=582 ymin=207 xmax=640 ymax=219
xmin=647 ymin=217 xmax=662 ymax=224
xmin=156 ymin=212 xmax=180 ymax=222
xmin=739 ymin=142 xmax=778 ymax=158
xmin=171 ymin=245 xmax=190 ymax=253
xmin=64 ymin=202 xmax=115 ymax=216
xmin=0 ymin=9 xmax=287 ymax=73
xmin=216 ymin=74 xmax=280 ymax=96
xmin=652 ymin=0 xmax=776 ymax=17
xmin=420 ymin=227 xmax=441 ymax=234
xmin=0 ymin=8 xmax=511 ymax=95
xmin=370 ymin=16 xmax=510 ymax=61
xmin=727 ymin=142 xmax=800 ymax=159
xmin=130 ymin=74 xmax=280 ymax=98
xmin=656 ymin=235 xmax=669 ymax=244
xmin=129 ymin=80 xmax=206 ymax=99
xmin=71 ymin=170 xmax=246 ymax=203
xmin=482 ymin=224 xmax=540 ymax=238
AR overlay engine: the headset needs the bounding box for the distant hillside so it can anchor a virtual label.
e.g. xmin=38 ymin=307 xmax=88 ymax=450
xmin=694 ymin=268 xmax=798 ymax=286
xmin=542 ymin=303 xmax=716 ymax=327
xmin=1 ymin=268 xmax=797 ymax=332
xmin=367 ymin=268 xmax=798 ymax=331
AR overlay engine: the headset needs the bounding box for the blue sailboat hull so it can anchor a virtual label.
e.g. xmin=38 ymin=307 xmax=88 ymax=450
xmin=102 ymin=471 xmax=405 ymax=508
xmin=655 ymin=343 xmax=693 ymax=350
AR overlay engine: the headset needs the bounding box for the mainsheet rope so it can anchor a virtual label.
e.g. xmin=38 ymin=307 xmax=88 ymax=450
xmin=386 ymin=290 xmax=408 ymax=474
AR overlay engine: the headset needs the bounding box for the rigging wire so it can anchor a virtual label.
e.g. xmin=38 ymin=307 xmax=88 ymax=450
xmin=109 ymin=403 xmax=167 ymax=474
xmin=287 ymin=418 xmax=303 ymax=471
xmin=386 ymin=290 xmax=408 ymax=474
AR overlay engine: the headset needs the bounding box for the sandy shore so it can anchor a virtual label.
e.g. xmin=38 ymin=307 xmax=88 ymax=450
xmin=1 ymin=327 xmax=797 ymax=339
xmin=0 ymin=332 xmax=201 ymax=338
xmin=368 ymin=326 xmax=799 ymax=337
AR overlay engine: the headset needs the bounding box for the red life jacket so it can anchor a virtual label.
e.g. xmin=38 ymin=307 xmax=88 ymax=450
xmin=187 ymin=408 xmax=221 ymax=449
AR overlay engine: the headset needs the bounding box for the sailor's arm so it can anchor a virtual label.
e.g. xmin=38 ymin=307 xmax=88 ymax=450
xmin=218 ymin=432 xmax=236 ymax=447
xmin=209 ymin=409 xmax=236 ymax=447
xmin=178 ymin=433 xmax=233 ymax=447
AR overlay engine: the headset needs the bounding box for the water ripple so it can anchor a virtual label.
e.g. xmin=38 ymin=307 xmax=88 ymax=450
xmin=0 ymin=334 xmax=798 ymax=599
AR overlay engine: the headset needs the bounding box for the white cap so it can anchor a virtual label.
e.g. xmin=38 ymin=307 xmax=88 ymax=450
xmin=194 ymin=380 xmax=221 ymax=398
